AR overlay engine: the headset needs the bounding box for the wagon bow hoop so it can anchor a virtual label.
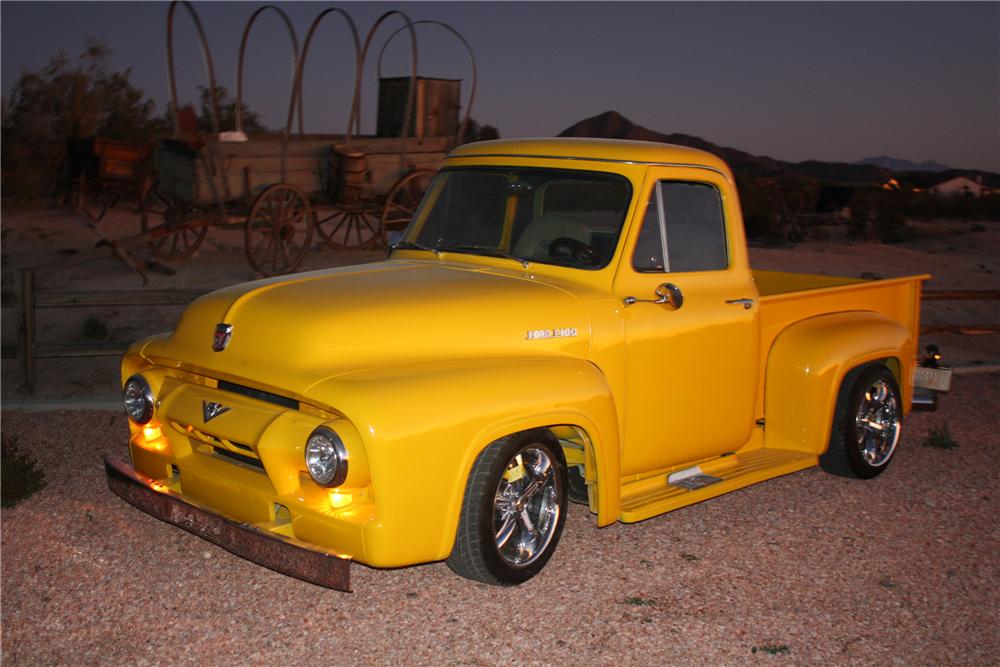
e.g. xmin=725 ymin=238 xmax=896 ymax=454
xmin=237 ymin=5 xmax=303 ymax=136
xmin=166 ymin=1 xmax=222 ymax=140
xmin=294 ymin=8 xmax=362 ymax=141
xmin=357 ymin=11 xmax=419 ymax=163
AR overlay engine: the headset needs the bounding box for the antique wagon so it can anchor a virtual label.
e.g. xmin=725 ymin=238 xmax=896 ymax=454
xmin=142 ymin=2 xmax=475 ymax=276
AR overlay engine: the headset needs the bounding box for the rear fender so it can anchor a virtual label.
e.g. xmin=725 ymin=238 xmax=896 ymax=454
xmin=764 ymin=312 xmax=912 ymax=455
xmin=306 ymin=357 xmax=621 ymax=566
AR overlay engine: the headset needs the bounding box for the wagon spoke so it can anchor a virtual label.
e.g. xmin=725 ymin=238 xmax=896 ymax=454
xmin=386 ymin=202 xmax=413 ymax=215
xmin=280 ymin=239 xmax=291 ymax=267
xmin=287 ymin=208 xmax=306 ymax=226
xmin=359 ymin=215 xmax=378 ymax=235
xmin=331 ymin=220 xmax=348 ymax=240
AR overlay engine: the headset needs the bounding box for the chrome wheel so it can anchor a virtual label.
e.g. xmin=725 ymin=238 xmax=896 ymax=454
xmin=854 ymin=377 xmax=900 ymax=467
xmin=447 ymin=433 xmax=568 ymax=585
xmin=820 ymin=364 xmax=903 ymax=479
xmin=493 ymin=447 xmax=562 ymax=567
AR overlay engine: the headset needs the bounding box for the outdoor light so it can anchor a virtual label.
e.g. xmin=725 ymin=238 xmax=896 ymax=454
xmin=123 ymin=374 xmax=155 ymax=425
xmin=305 ymin=427 xmax=348 ymax=488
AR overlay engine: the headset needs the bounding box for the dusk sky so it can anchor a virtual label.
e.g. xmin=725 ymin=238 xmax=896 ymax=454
xmin=2 ymin=1 xmax=998 ymax=171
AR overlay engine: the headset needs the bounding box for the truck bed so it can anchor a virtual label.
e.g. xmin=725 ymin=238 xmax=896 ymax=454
xmin=752 ymin=269 xmax=930 ymax=413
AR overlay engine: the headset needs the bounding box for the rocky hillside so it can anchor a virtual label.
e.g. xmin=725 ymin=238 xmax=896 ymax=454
xmin=559 ymin=111 xmax=892 ymax=186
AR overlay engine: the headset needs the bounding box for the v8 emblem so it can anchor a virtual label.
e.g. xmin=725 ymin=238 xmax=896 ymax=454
xmin=202 ymin=401 xmax=230 ymax=423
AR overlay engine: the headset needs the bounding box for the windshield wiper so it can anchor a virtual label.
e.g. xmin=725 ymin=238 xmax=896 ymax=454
xmin=388 ymin=240 xmax=440 ymax=256
xmin=436 ymin=245 xmax=530 ymax=268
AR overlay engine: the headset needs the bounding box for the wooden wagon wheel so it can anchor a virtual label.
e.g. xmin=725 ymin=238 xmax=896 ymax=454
xmin=140 ymin=181 xmax=208 ymax=260
xmin=380 ymin=169 xmax=435 ymax=246
xmin=314 ymin=206 xmax=383 ymax=251
xmin=245 ymin=183 xmax=314 ymax=276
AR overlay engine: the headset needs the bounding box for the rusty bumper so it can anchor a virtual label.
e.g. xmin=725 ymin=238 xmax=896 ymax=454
xmin=104 ymin=456 xmax=351 ymax=591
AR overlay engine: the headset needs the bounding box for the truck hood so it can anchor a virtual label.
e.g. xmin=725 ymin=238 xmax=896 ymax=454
xmin=141 ymin=260 xmax=592 ymax=397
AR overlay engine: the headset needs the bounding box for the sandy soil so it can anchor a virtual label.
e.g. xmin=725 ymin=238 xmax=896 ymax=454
xmin=1 ymin=203 xmax=998 ymax=664
xmin=1 ymin=375 xmax=998 ymax=665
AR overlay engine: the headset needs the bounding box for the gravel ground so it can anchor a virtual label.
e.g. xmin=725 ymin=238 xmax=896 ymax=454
xmin=2 ymin=374 xmax=998 ymax=665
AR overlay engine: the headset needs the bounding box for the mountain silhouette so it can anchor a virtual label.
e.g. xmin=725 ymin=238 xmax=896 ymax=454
xmin=559 ymin=111 xmax=893 ymax=186
xmin=856 ymin=155 xmax=949 ymax=172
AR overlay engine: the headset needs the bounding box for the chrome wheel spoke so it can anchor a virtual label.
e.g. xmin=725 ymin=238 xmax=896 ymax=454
xmin=495 ymin=511 xmax=517 ymax=549
xmin=854 ymin=378 xmax=900 ymax=467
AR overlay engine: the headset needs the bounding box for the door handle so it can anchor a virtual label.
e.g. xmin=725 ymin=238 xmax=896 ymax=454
xmin=726 ymin=298 xmax=754 ymax=310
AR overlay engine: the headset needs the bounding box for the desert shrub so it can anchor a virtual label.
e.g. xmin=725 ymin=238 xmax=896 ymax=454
xmin=874 ymin=207 xmax=915 ymax=243
xmin=924 ymin=423 xmax=959 ymax=449
xmin=2 ymin=40 xmax=163 ymax=200
xmin=461 ymin=117 xmax=501 ymax=144
xmin=1 ymin=436 xmax=46 ymax=508
xmin=2 ymin=40 xmax=269 ymax=201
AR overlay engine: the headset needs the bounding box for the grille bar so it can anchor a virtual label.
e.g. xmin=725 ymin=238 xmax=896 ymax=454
xmin=212 ymin=446 xmax=266 ymax=471
xmin=217 ymin=380 xmax=299 ymax=410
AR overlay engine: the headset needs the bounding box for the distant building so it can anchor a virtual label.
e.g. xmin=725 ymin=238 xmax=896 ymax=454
xmin=929 ymin=175 xmax=990 ymax=197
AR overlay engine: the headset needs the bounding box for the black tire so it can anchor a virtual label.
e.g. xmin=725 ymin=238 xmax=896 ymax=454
xmin=447 ymin=431 xmax=568 ymax=586
xmin=820 ymin=363 xmax=902 ymax=479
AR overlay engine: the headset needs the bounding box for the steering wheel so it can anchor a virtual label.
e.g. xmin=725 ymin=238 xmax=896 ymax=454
xmin=548 ymin=237 xmax=598 ymax=266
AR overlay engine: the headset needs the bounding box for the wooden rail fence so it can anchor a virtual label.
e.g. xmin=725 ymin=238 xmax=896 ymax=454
xmin=3 ymin=270 xmax=999 ymax=393
xmin=3 ymin=268 xmax=207 ymax=393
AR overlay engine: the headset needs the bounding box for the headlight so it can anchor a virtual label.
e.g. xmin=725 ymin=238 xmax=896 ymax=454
xmin=123 ymin=374 xmax=155 ymax=424
xmin=305 ymin=427 xmax=348 ymax=487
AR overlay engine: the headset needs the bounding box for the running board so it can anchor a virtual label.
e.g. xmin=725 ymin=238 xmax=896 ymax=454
xmin=619 ymin=449 xmax=817 ymax=523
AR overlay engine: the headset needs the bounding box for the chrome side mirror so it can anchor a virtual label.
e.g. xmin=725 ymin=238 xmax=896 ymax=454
xmin=622 ymin=282 xmax=684 ymax=309
xmin=654 ymin=283 xmax=683 ymax=310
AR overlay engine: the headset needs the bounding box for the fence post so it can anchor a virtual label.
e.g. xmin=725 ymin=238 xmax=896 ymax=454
xmin=16 ymin=267 xmax=36 ymax=393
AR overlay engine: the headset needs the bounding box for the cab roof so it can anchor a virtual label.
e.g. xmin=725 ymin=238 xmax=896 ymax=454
xmin=447 ymin=137 xmax=731 ymax=174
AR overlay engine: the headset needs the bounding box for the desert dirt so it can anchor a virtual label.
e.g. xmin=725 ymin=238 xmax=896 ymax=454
xmin=1 ymin=203 xmax=999 ymax=665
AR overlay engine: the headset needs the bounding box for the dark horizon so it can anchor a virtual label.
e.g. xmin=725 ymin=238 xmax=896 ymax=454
xmin=3 ymin=1 xmax=998 ymax=172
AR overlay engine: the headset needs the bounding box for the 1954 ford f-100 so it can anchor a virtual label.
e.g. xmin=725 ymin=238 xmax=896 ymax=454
xmin=107 ymin=138 xmax=949 ymax=591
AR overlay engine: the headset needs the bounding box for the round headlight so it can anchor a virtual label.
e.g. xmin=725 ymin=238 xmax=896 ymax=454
xmin=305 ymin=427 xmax=348 ymax=487
xmin=123 ymin=374 xmax=154 ymax=424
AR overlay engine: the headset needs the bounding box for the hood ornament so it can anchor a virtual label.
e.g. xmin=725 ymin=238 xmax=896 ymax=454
xmin=202 ymin=400 xmax=230 ymax=423
xmin=213 ymin=323 xmax=233 ymax=352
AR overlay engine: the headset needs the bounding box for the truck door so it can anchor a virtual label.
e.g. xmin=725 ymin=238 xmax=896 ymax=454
xmin=613 ymin=167 xmax=760 ymax=476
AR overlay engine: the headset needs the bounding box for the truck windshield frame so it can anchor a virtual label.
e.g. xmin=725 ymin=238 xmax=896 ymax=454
xmin=402 ymin=167 xmax=633 ymax=270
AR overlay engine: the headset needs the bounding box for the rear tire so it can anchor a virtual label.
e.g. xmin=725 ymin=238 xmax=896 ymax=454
xmin=820 ymin=363 xmax=902 ymax=479
xmin=447 ymin=432 xmax=567 ymax=585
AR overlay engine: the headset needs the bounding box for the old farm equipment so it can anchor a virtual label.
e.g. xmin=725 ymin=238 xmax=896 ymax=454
xmin=142 ymin=2 xmax=476 ymax=276
xmin=57 ymin=137 xmax=151 ymax=223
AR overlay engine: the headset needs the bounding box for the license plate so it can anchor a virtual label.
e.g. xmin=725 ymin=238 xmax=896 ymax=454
xmin=913 ymin=365 xmax=952 ymax=392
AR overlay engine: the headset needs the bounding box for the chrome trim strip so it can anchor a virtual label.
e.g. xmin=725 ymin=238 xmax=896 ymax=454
xmin=444 ymin=152 xmax=731 ymax=181
xmin=655 ymin=181 xmax=670 ymax=272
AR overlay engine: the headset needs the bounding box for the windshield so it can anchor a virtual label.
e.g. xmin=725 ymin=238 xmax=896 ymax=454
xmin=401 ymin=167 xmax=632 ymax=269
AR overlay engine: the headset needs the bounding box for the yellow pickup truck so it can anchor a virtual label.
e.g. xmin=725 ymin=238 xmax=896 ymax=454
xmin=107 ymin=138 xmax=947 ymax=591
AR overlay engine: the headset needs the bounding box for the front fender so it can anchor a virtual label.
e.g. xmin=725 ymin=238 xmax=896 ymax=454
xmin=764 ymin=312 xmax=913 ymax=455
xmin=306 ymin=356 xmax=620 ymax=567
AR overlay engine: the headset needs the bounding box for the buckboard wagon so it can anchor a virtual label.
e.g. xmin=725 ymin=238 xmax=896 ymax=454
xmin=145 ymin=133 xmax=443 ymax=274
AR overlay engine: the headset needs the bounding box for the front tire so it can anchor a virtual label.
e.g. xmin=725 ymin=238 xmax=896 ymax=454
xmin=447 ymin=432 xmax=568 ymax=585
xmin=820 ymin=363 xmax=902 ymax=479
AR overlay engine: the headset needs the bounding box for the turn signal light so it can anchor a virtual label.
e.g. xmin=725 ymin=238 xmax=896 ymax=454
xmin=328 ymin=490 xmax=353 ymax=509
xmin=137 ymin=424 xmax=166 ymax=452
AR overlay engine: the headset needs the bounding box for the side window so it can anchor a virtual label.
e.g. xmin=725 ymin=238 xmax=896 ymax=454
xmin=632 ymin=181 xmax=728 ymax=273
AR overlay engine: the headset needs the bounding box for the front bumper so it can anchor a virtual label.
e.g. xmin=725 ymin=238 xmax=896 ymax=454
xmin=105 ymin=456 xmax=352 ymax=591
